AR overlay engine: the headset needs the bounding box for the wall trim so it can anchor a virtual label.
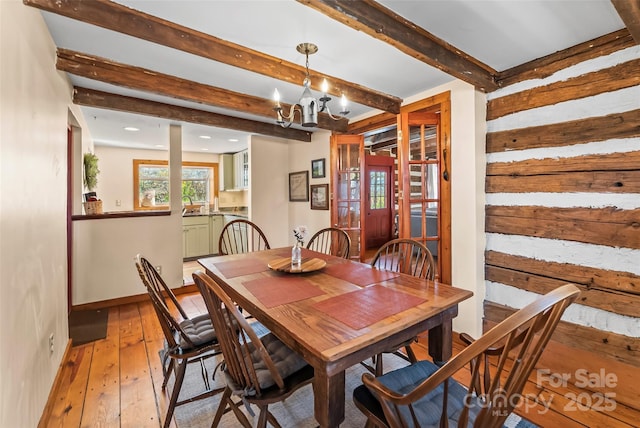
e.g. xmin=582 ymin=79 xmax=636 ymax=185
xmin=37 ymin=339 xmax=73 ymax=428
xmin=71 ymin=284 xmax=197 ymax=311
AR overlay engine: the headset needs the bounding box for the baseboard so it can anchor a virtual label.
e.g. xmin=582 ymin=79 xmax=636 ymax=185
xmin=38 ymin=339 xmax=73 ymax=428
xmin=71 ymin=284 xmax=198 ymax=311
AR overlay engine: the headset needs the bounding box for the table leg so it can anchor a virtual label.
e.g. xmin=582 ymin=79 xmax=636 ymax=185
xmin=312 ymin=368 xmax=345 ymax=428
xmin=428 ymin=318 xmax=453 ymax=365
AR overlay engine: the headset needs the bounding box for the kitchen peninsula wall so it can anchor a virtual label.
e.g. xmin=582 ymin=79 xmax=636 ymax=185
xmin=96 ymin=145 xmax=218 ymax=212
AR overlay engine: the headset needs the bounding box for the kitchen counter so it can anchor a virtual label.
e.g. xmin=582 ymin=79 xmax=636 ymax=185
xmin=182 ymin=210 xmax=248 ymax=218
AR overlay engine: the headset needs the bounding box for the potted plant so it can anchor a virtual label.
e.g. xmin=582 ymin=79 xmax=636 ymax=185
xmin=83 ymin=152 xmax=99 ymax=191
xmin=83 ymin=152 xmax=103 ymax=214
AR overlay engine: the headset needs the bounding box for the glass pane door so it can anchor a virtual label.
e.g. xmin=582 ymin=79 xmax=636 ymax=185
xmin=398 ymin=112 xmax=441 ymax=277
xmin=331 ymin=134 xmax=364 ymax=260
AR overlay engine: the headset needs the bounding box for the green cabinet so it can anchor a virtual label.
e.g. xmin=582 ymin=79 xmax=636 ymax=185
xmin=182 ymin=216 xmax=210 ymax=259
xmin=210 ymin=215 xmax=224 ymax=254
xmin=233 ymin=150 xmax=248 ymax=189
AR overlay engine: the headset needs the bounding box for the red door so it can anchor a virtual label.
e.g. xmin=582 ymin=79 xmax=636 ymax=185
xmin=365 ymin=155 xmax=394 ymax=249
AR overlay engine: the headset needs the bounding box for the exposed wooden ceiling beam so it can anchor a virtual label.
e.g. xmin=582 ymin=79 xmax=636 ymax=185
xmin=611 ymin=0 xmax=640 ymax=44
xmin=497 ymin=29 xmax=634 ymax=87
xmin=73 ymin=87 xmax=312 ymax=142
xmin=57 ymin=49 xmax=348 ymax=132
xmin=347 ymin=112 xmax=397 ymax=136
xmin=24 ymin=0 xmax=402 ymax=113
xmin=297 ymin=0 xmax=499 ymax=92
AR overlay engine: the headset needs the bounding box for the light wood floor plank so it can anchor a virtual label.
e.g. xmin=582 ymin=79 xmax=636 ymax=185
xmin=79 ymin=307 xmax=121 ymax=428
xmin=48 ymin=345 xmax=94 ymax=427
xmin=119 ymin=304 xmax=160 ymax=428
xmin=139 ymin=298 xmax=178 ymax=428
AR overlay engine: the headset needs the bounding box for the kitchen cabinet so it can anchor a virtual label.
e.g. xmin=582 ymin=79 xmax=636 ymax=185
xmin=210 ymin=215 xmax=224 ymax=254
xmin=219 ymin=153 xmax=234 ymax=191
xmin=183 ymin=216 xmax=210 ymax=259
xmin=233 ymin=150 xmax=248 ymax=189
xmin=222 ymin=214 xmax=248 ymax=250
xmin=223 ymin=214 xmax=245 ymax=225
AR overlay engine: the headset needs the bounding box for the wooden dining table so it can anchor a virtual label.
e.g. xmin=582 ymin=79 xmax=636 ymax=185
xmin=198 ymin=247 xmax=473 ymax=428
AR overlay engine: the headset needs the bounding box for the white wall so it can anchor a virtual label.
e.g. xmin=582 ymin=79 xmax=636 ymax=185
xmin=249 ymin=135 xmax=292 ymax=248
xmin=0 ymin=2 xmax=85 ymax=425
xmin=249 ymin=131 xmax=332 ymax=248
xmin=95 ymin=145 xmax=220 ymax=212
xmin=73 ymin=137 xmax=187 ymax=305
xmin=288 ymin=131 xmax=332 ymax=245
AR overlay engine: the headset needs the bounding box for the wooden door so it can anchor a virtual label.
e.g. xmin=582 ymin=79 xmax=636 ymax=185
xmin=364 ymin=155 xmax=394 ymax=249
xmin=398 ymin=111 xmax=445 ymax=280
xmin=330 ymin=134 xmax=365 ymax=260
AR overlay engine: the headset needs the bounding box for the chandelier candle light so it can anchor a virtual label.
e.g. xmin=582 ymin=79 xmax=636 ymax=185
xmin=274 ymin=43 xmax=349 ymax=128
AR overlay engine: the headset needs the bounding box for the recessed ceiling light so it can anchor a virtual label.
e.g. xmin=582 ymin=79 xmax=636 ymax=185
xmin=201 ymin=148 xmax=209 ymax=151
xmin=228 ymin=138 xmax=239 ymax=142
xmin=199 ymin=135 xmax=212 ymax=139
xmin=155 ymin=144 xmax=164 ymax=148
xmin=124 ymin=126 xmax=139 ymax=132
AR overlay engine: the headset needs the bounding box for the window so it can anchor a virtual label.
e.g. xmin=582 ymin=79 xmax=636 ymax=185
xmin=369 ymin=170 xmax=387 ymax=210
xmin=133 ymin=160 xmax=218 ymax=210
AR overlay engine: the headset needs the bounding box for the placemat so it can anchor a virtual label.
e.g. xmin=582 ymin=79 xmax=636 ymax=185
xmin=242 ymin=276 xmax=325 ymax=308
xmin=323 ymin=263 xmax=400 ymax=286
xmin=312 ymin=285 xmax=426 ymax=330
xmin=213 ymin=258 xmax=268 ymax=278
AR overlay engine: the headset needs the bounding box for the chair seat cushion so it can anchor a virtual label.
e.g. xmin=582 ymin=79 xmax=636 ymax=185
xmin=366 ymin=360 xmax=481 ymax=428
xmin=177 ymin=314 xmax=217 ymax=348
xmin=247 ymin=332 xmax=308 ymax=390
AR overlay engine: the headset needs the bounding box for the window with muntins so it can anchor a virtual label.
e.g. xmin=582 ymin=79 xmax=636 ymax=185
xmin=133 ymin=160 xmax=218 ymax=210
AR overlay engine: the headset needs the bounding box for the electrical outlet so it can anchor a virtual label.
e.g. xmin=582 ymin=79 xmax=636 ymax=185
xmin=49 ymin=333 xmax=54 ymax=354
xmin=155 ymin=265 xmax=162 ymax=275
xmin=115 ymin=199 xmax=121 ymax=207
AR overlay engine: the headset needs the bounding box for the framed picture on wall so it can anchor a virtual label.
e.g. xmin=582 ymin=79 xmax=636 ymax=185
xmin=310 ymin=184 xmax=329 ymax=210
xmin=311 ymin=158 xmax=326 ymax=178
xmin=289 ymin=171 xmax=309 ymax=202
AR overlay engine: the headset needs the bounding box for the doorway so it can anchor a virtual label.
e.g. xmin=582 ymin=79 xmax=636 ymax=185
xmin=330 ymin=91 xmax=451 ymax=282
xmin=364 ymin=155 xmax=394 ymax=249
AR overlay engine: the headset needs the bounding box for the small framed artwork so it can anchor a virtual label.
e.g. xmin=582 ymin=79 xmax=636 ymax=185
xmin=310 ymin=184 xmax=329 ymax=210
xmin=311 ymin=158 xmax=326 ymax=178
xmin=289 ymin=170 xmax=309 ymax=202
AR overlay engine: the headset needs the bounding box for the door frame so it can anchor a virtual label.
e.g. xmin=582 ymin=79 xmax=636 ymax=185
xmin=364 ymin=154 xmax=395 ymax=249
xmin=332 ymin=91 xmax=452 ymax=282
xmin=397 ymin=92 xmax=452 ymax=283
xmin=330 ymin=134 xmax=366 ymax=260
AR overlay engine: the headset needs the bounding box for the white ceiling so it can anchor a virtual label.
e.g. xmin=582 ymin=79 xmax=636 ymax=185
xmin=39 ymin=0 xmax=625 ymax=153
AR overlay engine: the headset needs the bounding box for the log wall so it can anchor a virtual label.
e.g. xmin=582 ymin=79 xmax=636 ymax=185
xmin=484 ymin=32 xmax=639 ymax=425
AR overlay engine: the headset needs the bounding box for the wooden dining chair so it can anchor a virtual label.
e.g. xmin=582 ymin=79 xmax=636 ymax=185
xmin=192 ymin=271 xmax=314 ymax=428
xmin=370 ymin=238 xmax=436 ymax=280
xmin=306 ymin=226 xmax=351 ymax=258
xmin=134 ymin=256 xmax=224 ymax=428
xmin=218 ymin=219 xmax=271 ymax=255
xmin=366 ymin=239 xmax=436 ymax=376
xmin=353 ymin=284 xmax=580 ymax=428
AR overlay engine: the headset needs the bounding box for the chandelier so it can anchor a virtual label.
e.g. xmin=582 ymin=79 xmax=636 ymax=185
xmin=273 ymin=43 xmax=349 ymax=128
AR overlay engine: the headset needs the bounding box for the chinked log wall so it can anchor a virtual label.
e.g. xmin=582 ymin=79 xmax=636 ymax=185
xmin=484 ymin=31 xmax=639 ymax=426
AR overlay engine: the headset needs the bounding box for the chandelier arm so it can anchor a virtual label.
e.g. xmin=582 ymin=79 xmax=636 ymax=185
xmin=277 ymin=104 xmax=301 ymax=128
xmin=322 ymin=105 xmax=349 ymax=121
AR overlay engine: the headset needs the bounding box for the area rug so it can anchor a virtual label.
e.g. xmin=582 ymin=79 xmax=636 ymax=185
xmin=68 ymin=308 xmax=109 ymax=346
xmin=171 ymin=354 xmax=537 ymax=428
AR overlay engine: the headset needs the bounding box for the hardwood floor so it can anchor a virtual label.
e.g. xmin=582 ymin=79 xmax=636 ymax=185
xmin=47 ymin=275 xmax=636 ymax=427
